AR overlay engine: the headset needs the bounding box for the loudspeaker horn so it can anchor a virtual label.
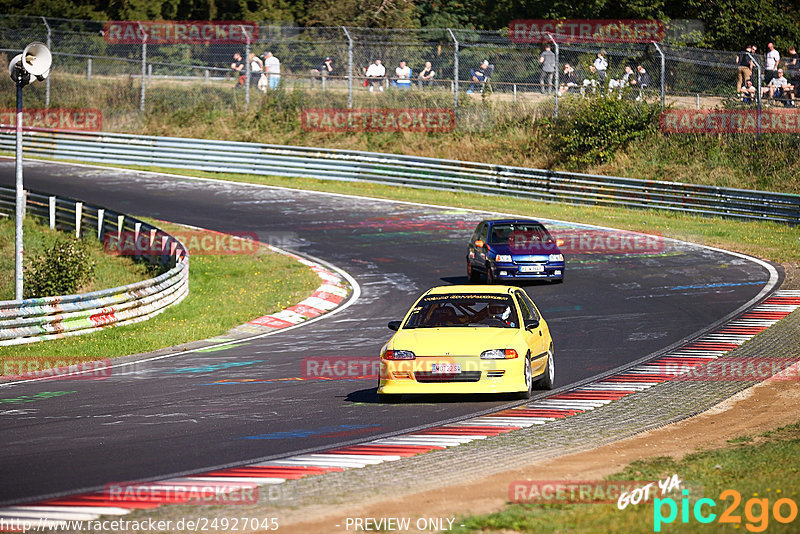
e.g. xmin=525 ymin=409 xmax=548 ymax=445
xmin=22 ymin=42 xmax=52 ymax=78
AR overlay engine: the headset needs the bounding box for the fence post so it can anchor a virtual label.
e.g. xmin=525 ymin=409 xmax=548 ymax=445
xmin=342 ymin=26 xmax=353 ymax=109
xmin=447 ymin=28 xmax=459 ymax=111
xmin=242 ymin=25 xmax=251 ymax=109
xmin=748 ymin=52 xmax=762 ymax=139
xmin=147 ymin=64 xmax=152 ymax=86
xmin=136 ymin=22 xmax=147 ymax=113
xmin=42 ymin=16 xmax=51 ymax=108
xmin=204 ymin=69 xmax=209 ymax=83
xmin=549 ymin=34 xmax=559 ymax=118
xmin=49 ymin=196 xmax=56 ymax=229
xmin=97 ymin=208 xmax=105 ymax=240
xmin=652 ymin=41 xmax=665 ymax=109
xmin=75 ymin=202 xmax=83 ymax=238
xmin=87 ymin=57 xmax=92 ymax=80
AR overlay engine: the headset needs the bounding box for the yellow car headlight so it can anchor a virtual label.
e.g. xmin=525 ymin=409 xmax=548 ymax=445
xmin=480 ymin=348 xmax=518 ymax=359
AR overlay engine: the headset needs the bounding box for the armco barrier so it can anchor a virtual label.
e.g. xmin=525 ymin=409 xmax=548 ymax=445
xmin=1 ymin=130 xmax=798 ymax=224
xmin=0 ymin=186 xmax=189 ymax=346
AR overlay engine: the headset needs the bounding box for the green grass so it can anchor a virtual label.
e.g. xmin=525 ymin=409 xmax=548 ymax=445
xmin=61 ymin=162 xmax=800 ymax=264
xmin=0 ymin=219 xmax=321 ymax=361
xmin=0 ymin=216 xmax=152 ymax=300
xmin=452 ymin=420 xmax=800 ymax=533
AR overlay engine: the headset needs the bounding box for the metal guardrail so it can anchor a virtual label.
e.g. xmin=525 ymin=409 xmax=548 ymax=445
xmin=0 ymin=185 xmax=189 ymax=346
xmin=1 ymin=130 xmax=798 ymax=224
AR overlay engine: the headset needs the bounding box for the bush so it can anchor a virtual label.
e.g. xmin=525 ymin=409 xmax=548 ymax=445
xmin=24 ymin=237 xmax=96 ymax=298
xmin=544 ymin=97 xmax=661 ymax=168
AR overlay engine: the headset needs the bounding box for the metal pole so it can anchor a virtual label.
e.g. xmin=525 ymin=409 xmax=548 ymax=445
xmin=87 ymin=57 xmax=92 ymax=80
xmin=137 ymin=22 xmax=147 ymax=112
xmin=748 ymin=52 xmax=761 ymax=139
xmin=550 ymin=34 xmax=559 ymax=118
xmin=242 ymin=25 xmax=251 ymax=109
xmin=653 ymin=41 xmax=665 ymax=109
xmin=342 ymin=26 xmax=353 ymax=109
xmin=42 ymin=17 xmax=51 ymax=107
xmin=447 ymin=29 xmax=459 ymax=110
xmin=15 ymin=81 xmax=24 ymax=300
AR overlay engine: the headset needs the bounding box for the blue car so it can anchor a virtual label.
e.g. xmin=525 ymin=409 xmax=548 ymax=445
xmin=466 ymin=219 xmax=565 ymax=284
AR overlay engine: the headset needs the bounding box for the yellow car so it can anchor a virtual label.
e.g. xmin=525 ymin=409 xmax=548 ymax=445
xmin=378 ymin=285 xmax=554 ymax=401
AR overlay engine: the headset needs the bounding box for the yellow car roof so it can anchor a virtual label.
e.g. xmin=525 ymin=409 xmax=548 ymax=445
xmin=424 ymin=285 xmax=516 ymax=296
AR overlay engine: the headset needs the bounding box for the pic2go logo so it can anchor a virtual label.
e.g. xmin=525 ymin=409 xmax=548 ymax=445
xmin=653 ymin=489 xmax=798 ymax=532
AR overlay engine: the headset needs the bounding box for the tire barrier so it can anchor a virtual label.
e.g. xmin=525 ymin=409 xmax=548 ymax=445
xmin=0 ymin=186 xmax=189 ymax=346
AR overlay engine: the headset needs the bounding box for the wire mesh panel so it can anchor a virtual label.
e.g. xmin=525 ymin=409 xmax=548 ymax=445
xmin=3 ymin=15 xmax=792 ymax=133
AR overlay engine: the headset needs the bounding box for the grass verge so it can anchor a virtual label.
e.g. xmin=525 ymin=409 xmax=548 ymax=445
xmin=0 ymin=216 xmax=151 ymax=300
xmin=451 ymin=420 xmax=800 ymax=533
xmin=0 ymin=219 xmax=320 ymax=361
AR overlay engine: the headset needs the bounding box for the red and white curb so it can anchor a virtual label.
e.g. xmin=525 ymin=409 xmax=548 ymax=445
xmin=2 ymin=291 xmax=798 ymax=525
xmin=231 ymin=245 xmax=350 ymax=334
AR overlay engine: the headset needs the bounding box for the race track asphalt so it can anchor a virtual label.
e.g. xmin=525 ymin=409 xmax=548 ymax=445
xmin=0 ymin=160 xmax=776 ymax=504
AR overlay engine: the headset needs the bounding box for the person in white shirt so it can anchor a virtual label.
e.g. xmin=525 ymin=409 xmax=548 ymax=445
xmin=395 ymin=60 xmax=411 ymax=89
xmin=763 ymin=68 xmax=794 ymax=101
xmin=248 ymin=52 xmax=263 ymax=88
xmin=593 ymin=51 xmax=608 ymax=88
xmin=263 ymin=51 xmax=280 ymax=90
xmin=765 ymin=42 xmax=780 ymax=85
xmin=366 ymin=59 xmax=386 ymax=92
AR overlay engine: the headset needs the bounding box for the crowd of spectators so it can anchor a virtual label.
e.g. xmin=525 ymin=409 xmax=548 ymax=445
xmin=228 ymin=42 xmax=799 ymax=106
xmin=737 ymin=43 xmax=797 ymax=106
xmin=230 ymin=51 xmax=281 ymax=92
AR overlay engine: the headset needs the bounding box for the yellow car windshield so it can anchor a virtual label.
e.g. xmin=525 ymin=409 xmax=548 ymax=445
xmin=404 ymin=294 xmax=519 ymax=329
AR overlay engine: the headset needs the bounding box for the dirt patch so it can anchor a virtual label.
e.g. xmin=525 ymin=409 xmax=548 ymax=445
xmin=781 ymin=262 xmax=800 ymax=289
xmin=275 ymin=365 xmax=800 ymax=533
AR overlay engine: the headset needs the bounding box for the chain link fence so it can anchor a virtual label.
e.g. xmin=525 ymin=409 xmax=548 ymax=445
xmin=0 ymin=15 xmax=793 ymax=132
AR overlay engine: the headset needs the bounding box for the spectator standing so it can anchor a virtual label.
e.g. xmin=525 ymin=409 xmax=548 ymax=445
xmin=231 ymin=52 xmax=245 ymax=89
xmin=594 ymin=51 xmax=608 ymax=88
xmin=558 ymin=63 xmax=578 ymax=96
xmin=366 ymin=59 xmax=386 ymax=92
xmin=263 ymin=51 xmax=280 ymax=90
xmin=310 ymin=56 xmax=334 ymax=89
xmin=539 ymin=44 xmax=556 ymax=94
xmin=249 ymin=52 xmax=263 ymax=88
xmin=736 ymin=45 xmax=753 ymax=93
xmin=395 ymin=60 xmax=412 ymax=90
xmin=418 ymin=61 xmax=436 ymax=89
xmin=765 ymin=42 xmax=780 ymax=85
xmin=787 ymin=46 xmax=799 ymax=88
xmin=633 ymin=65 xmax=650 ymax=100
